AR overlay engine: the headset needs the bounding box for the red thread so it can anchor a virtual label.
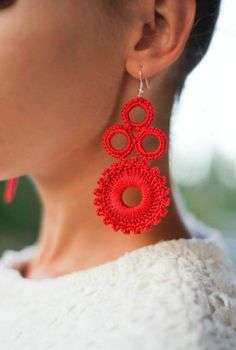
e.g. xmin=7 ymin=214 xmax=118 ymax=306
xmin=102 ymin=124 xmax=134 ymax=159
xmin=93 ymin=157 xmax=170 ymax=234
xmin=121 ymin=96 xmax=154 ymax=131
xmin=93 ymin=96 xmax=171 ymax=234
xmin=3 ymin=177 xmax=19 ymax=204
xmin=135 ymin=127 xmax=167 ymax=160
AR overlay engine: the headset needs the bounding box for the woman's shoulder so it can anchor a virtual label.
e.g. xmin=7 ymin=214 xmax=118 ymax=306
xmin=64 ymin=223 xmax=236 ymax=350
xmin=0 ymin=221 xmax=235 ymax=349
xmin=69 ymin=222 xmax=236 ymax=349
xmin=111 ymin=226 xmax=236 ymax=349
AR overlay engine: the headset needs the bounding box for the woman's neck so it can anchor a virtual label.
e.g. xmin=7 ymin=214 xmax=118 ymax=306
xmin=26 ymin=76 xmax=191 ymax=280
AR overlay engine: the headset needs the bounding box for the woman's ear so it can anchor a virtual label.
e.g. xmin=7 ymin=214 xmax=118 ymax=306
xmin=125 ymin=0 xmax=196 ymax=79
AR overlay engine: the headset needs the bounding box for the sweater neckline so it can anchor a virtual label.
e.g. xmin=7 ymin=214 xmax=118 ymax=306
xmin=0 ymin=223 xmax=227 ymax=287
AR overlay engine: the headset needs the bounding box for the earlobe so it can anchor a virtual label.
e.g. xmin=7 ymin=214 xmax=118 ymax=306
xmin=125 ymin=0 xmax=196 ymax=79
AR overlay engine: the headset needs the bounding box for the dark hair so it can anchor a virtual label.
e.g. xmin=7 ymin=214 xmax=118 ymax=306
xmin=176 ymin=0 xmax=222 ymax=98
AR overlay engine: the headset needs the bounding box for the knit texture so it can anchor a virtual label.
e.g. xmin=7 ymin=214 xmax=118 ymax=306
xmin=0 ymin=215 xmax=236 ymax=349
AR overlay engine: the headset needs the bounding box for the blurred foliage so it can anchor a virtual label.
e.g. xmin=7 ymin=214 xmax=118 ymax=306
xmin=179 ymin=158 xmax=236 ymax=232
xmin=0 ymin=176 xmax=40 ymax=253
xmin=178 ymin=157 xmax=236 ymax=265
xmin=0 ymin=158 xmax=235 ymax=265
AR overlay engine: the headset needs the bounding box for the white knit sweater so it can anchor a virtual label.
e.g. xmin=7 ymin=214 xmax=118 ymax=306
xmin=0 ymin=218 xmax=236 ymax=350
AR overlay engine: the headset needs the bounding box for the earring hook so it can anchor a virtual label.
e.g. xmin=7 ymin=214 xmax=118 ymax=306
xmin=138 ymin=65 xmax=150 ymax=97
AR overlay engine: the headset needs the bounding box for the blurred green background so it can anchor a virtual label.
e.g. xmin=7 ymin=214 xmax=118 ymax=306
xmin=0 ymin=176 xmax=41 ymax=254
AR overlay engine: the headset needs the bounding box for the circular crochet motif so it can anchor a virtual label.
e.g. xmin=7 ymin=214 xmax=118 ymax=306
xmin=135 ymin=127 xmax=167 ymax=160
xmin=121 ymin=96 xmax=154 ymax=131
xmin=93 ymin=157 xmax=170 ymax=234
xmin=102 ymin=124 xmax=134 ymax=159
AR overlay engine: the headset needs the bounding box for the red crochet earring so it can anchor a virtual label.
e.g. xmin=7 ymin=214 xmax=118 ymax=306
xmin=3 ymin=177 xmax=19 ymax=204
xmin=93 ymin=65 xmax=171 ymax=234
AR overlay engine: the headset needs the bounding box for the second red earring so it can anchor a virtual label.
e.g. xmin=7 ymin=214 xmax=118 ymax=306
xmin=3 ymin=177 xmax=19 ymax=204
xmin=93 ymin=66 xmax=171 ymax=234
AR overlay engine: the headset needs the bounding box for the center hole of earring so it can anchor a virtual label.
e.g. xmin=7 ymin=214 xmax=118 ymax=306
xmin=129 ymin=107 xmax=146 ymax=123
xmin=142 ymin=135 xmax=159 ymax=152
xmin=122 ymin=186 xmax=142 ymax=207
xmin=111 ymin=133 xmax=127 ymax=150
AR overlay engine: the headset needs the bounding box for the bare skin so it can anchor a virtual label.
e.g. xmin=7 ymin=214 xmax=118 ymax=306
xmin=0 ymin=0 xmax=196 ymax=279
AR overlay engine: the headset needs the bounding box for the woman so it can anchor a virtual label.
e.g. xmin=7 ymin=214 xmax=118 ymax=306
xmin=0 ymin=0 xmax=235 ymax=349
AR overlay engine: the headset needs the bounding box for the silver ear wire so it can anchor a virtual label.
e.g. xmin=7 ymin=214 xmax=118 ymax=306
xmin=138 ymin=65 xmax=150 ymax=97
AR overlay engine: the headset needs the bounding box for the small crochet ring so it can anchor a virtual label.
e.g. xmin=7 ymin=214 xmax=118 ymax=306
xmin=121 ymin=96 xmax=154 ymax=131
xmin=102 ymin=124 xmax=134 ymax=159
xmin=135 ymin=128 xmax=167 ymax=160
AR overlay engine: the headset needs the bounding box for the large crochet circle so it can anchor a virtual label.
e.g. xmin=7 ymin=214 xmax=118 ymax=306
xmin=93 ymin=157 xmax=170 ymax=234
